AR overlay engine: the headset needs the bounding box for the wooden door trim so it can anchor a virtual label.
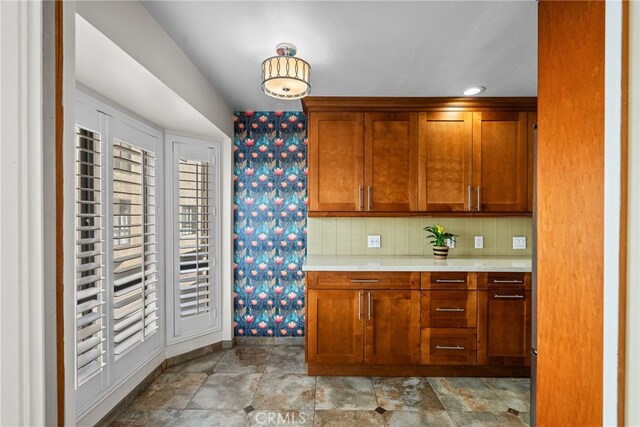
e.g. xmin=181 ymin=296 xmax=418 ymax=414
xmin=618 ymin=2 xmax=629 ymax=424
xmin=55 ymin=0 xmax=65 ymax=424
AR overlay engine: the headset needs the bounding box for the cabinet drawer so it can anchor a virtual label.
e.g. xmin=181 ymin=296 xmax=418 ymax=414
xmin=478 ymin=272 xmax=530 ymax=290
xmin=421 ymin=328 xmax=477 ymax=365
xmin=421 ymin=291 xmax=477 ymax=328
xmin=421 ymin=272 xmax=477 ymax=290
xmin=307 ymin=271 xmax=420 ymax=290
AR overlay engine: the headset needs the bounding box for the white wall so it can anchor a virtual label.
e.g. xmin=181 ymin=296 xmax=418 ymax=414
xmin=626 ymin=2 xmax=640 ymax=425
xmin=75 ymin=0 xmax=232 ymax=138
xmin=603 ymin=1 xmax=623 ymax=424
xmin=0 ymin=1 xmax=46 ymax=425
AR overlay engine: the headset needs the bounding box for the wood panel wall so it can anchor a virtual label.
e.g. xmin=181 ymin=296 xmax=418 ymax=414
xmin=537 ymin=2 xmax=605 ymax=425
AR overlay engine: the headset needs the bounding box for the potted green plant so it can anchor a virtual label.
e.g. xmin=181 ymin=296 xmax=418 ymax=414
xmin=424 ymin=224 xmax=457 ymax=259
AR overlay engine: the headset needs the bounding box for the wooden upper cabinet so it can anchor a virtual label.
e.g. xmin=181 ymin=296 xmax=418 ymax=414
xmin=418 ymin=112 xmax=473 ymax=212
xmin=304 ymin=98 xmax=536 ymax=215
xmin=364 ymin=113 xmax=418 ymax=211
xmin=308 ymin=112 xmax=364 ymax=212
xmin=472 ymin=112 xmax=529 ymax=212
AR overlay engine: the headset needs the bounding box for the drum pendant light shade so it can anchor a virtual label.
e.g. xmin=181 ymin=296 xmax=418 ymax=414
xmin=261 ymin=43 xmax=311 ymax=100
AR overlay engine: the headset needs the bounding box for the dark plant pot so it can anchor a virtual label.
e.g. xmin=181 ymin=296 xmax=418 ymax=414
xmin=432 ymin=245 xmax=449 ymax=259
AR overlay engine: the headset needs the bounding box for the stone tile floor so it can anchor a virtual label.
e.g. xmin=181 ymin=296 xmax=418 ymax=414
xmin=111 ymin=345 xmax=530 ymax=427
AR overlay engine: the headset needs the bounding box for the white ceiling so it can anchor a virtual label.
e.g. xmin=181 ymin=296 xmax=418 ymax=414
xmin=142 ymin=1 xmax=537 ymax=112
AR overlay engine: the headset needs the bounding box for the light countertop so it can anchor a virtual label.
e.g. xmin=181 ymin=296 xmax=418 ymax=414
xmin=303 ymin=255 xmax=531 ymax=272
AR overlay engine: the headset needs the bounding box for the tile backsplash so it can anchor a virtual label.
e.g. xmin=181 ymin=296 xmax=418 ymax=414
xmin=307 ymin=217 xmax=532 ymax=257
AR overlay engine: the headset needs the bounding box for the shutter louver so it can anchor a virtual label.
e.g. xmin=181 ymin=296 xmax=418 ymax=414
xmin=75 ymin=127 xmax=106 ymax=386
xmin=112 ymin=141 xmax=158 ymax=358
xmin=178 ymin=159 xmax=211 ymax=317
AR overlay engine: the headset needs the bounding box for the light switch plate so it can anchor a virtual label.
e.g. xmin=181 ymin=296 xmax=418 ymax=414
xmin=474 ymin=235 xmax=484 ymax=249
xmin=513 ymin=236 xmax=527 ymax=250
xmin=446 ymin=238 xmax=456 ymax=249
xmin=367 ymin=235 xmax=381 ymax=248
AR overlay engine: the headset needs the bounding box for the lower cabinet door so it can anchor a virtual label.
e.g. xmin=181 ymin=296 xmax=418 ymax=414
xmin=364 ymin=290 xmax=421 ymax=365
xmin=307 ymin=289 xmax=364 ymax=364
xmin=421 ymin=328 xmax=477 ymax=365
xmin=477 ymin=290 xmax=531 ymax=366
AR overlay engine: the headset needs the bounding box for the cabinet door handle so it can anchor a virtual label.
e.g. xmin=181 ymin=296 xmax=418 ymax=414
xmin=357 ymin=292 xmax=362 ymax=320
xmin=368 ymin=291 xmax=372 ymax=320
xmin=358 ymin=186 xmax=364 ymax=211
xmin=436 ymin=345 xmax=465 ymax=350
xmin=350 ymin=279 xmax=379 ymax=283
xmin=494 ymin=294 xmax=524 ymax=299
xmin=476 ymin=186 xmax=481 ymax=211
xmin=467 ymin=185 xmax=472 ymax=211
xmin=435 ymin=307 xmax=465 ymax=312
xmin=435 ymin=279 xmax=466 ymax=284
xmin=492 ymin=279 xmax=524 ymax=284
xmin=367 ymin=186 xmax=372 ymax=211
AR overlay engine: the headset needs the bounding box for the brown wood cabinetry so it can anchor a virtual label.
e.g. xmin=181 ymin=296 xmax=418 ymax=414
xmin=364 ymin=113 xmax=418 ymax=212
xmin=418 ymin=111 xmax=533 ymax=213
xmin=418 ymin=112 xmax=473 ymax=212
xmin=472 ymin=112 xmax=529 ymax=212
xmin=308 ymin=112 xmax=363 ymax=212
xmin=306 ymin=272 xmax=420 ymax=366
xmin=306 ymin=270 xmax=531 ymax=376
xmin=477 ymin=272 xmax=532 ymax=366
xmin=308 ymin=111 xmax=418 ymax=213
xmin=420 ymin=272 xmax=478 ymax=365
xmin=303 ymin=97 xmax=537 ymax=217
xmin=307 ymin=289 xmax=363 ymax=364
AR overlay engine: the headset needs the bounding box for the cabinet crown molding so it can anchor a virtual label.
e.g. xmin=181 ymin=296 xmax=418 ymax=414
xmin=302 ymin=96 xmax=538 ymax=113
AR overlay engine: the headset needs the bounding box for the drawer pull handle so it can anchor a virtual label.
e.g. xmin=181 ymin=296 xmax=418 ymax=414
xmin=494 ymin=294 xmax=524 ymax=299
xmin=435 ymin=308 xmax=465 ymax=312
xmin=492 ymin=279 xmax=524 ymax=284
xmin=357 ymin=292 xmax=362 ymax=320
xmin=436 ymin=345 xmax=465 ymax=351
xmin=435 ymin=279 xmax=466 ymax=283
xmin=350 ymin=279 xmax=379 ymax=283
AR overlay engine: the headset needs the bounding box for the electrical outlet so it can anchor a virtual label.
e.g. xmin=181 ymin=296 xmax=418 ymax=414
xmin=513 ymin=236 xmax=527 ymax=250
xmin=474 ymin=235 xmax=484 ymax=249
xmin=446 ymin=238 xmax=456 ymax=249
xmin=367 ymin=235 xmax=381 ymax=248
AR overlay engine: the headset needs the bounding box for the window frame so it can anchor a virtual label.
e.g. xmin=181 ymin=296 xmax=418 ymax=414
xmin=165 ymin=134 xmax=221 ymax=344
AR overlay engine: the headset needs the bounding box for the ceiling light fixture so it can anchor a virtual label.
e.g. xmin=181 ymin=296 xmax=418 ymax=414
xmin=261 ymin=43 xmax=311 ymax=100
xmin=463 ymin=86 xmax=486 ymax=96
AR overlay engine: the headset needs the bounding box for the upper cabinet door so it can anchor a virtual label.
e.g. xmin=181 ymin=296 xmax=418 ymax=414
xmin=308 ymin=112 xmax=364 ymax=212
xmin=364 ymin=113 xmax=418 ymax=212
xmin=472 ymin=112 xmax=529 ymax=212
xmin=418 ymin=112 xmax=473 ymax=212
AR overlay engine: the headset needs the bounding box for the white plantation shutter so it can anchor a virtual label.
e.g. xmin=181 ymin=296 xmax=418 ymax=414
xmin=75 ymin=126 xmax=106 ymax=386
xmin=178 ymin=158 xmax=211 ymax=317
xmin=74 ymin=94 xmax=163 ymax=412
xmin=112 ymin=140 xmax=159 ymax=357
xmin=170 ymin=139 xmax=220 ymax=339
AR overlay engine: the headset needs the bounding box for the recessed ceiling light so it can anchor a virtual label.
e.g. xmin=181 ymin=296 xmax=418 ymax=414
xmin=463 ymin=86 xmax=486 ymax=96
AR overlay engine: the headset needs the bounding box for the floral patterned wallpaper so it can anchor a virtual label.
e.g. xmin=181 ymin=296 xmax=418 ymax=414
xmin=233 ymin=111 xmax=307 ymax=337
